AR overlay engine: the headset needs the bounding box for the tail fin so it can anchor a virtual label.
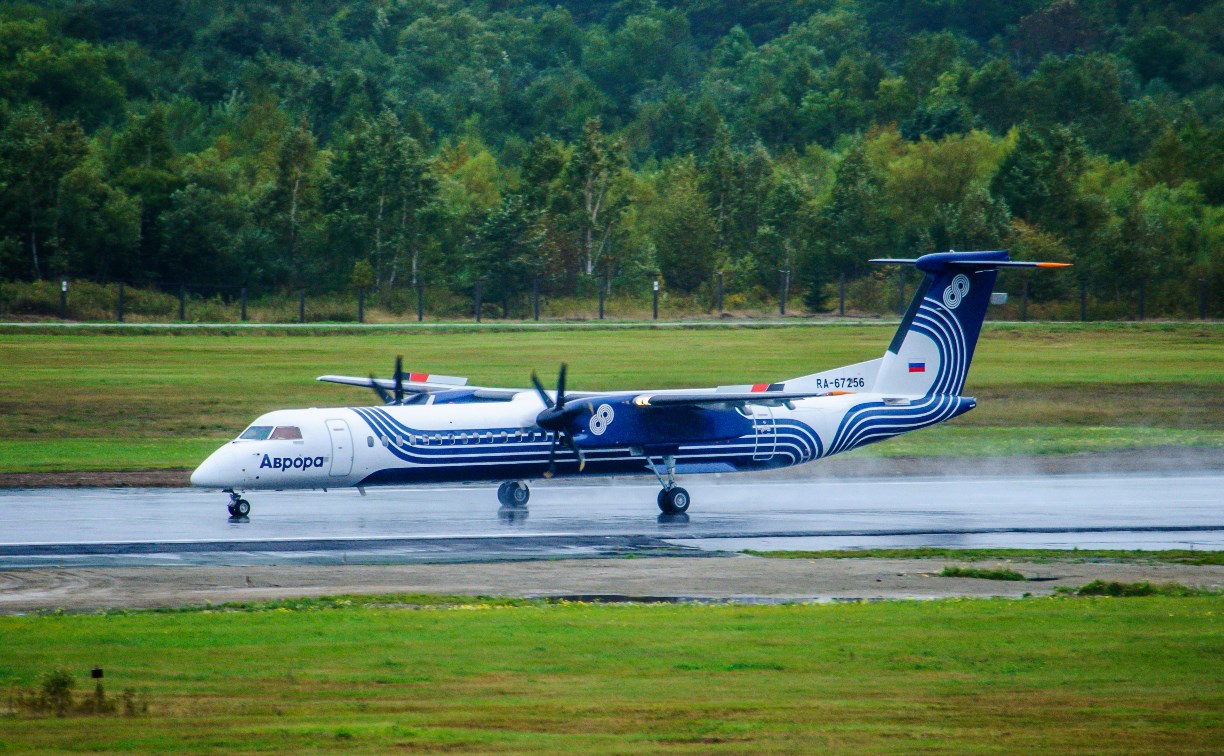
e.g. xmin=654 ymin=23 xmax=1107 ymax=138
xmin=872 ymin=251 xmax=1069 ymax=397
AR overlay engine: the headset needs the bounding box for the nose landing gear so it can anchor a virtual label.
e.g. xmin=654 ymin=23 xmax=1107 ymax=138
xmin=648 ymin=455 xmax=691 ymax=514
xmin=225 ymin=490 xmax=250 ymax=519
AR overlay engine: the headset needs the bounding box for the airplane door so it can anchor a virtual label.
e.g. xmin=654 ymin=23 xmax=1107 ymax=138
xmin=751 ymin=406 xmax=775 ymax=461
xmin=326 ymin=419 xmax=353 ymax=477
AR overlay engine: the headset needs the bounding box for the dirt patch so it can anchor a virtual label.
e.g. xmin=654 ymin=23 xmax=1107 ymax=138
xmin=0 ymin=469 xmax=191 ymax=488
xmin=1 ymin=556 xmax=1220 ymax=613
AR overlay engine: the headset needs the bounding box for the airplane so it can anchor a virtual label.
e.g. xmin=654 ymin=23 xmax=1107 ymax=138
xmin=191 ymin=250 xmax=1068 ymax=518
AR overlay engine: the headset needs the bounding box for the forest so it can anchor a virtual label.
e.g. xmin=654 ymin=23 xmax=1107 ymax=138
xmin=0 ymin=0 xmax=1221 ymax=317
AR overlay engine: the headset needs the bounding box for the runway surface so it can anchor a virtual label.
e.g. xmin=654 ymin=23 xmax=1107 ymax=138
xmin=0 ymin=471 xmax=1220 ymax=567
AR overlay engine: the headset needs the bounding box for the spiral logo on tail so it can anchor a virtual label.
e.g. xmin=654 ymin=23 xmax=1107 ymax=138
xmin=942 ymin=274 xmax=970 ymax=309
xmin=589 ymin=404 xmax=615 ymax=435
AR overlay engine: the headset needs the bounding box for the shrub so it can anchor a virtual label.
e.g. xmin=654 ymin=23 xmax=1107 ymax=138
xmin=940 ymin=565 xmax=1028 ymax=581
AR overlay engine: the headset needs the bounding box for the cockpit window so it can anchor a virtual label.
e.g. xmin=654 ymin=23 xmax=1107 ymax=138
xmin=239 ymin=426 xmax=273 ymax=440
xmin=270 ymin=426 xmax=303 ymax=440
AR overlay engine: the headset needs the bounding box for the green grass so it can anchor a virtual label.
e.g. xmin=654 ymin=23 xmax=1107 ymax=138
xmin=0 ymin=322 xmax=1220 ymax=473
xmin=0 ymin=597 xmax=1221 ymax=751
xmin=743 ymin=548 xmax=1224 ymax=566
xmin=940 ymin=565 xmax=1029 ymax=581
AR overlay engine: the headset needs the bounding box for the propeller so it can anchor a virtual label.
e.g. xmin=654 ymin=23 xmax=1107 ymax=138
xmin=530 ymin=363 xmax=585 ymax=477
xmin=369 ymin=355 xmax=406 ymax=405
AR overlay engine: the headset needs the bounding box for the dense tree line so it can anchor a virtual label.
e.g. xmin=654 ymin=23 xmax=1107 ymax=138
xmin=0 ymin=0 xmax=1221 ymax=314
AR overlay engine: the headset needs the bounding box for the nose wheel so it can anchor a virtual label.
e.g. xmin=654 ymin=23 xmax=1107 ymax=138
xmin=226 ymin=490 xmax=250 ymax=518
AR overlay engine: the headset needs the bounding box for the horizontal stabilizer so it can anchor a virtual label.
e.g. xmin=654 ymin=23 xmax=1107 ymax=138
xmin=871 ymin=251 xmax=1071 ymax=272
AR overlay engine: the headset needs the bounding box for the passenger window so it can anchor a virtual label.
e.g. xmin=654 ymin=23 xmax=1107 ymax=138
xmin=270 ymin=426 xmax=303 ymax=440
xmin=381 ymin=435 xmax=389 ymax=447
xmin=240 ymin=426 xmax=273 ymax=440
xmin=367 ymin=436 xmax=375 ymax=447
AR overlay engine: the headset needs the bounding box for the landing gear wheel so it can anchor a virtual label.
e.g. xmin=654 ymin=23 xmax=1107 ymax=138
xmin=227 ymin=493 xmax=250 ymax=518
xmin=657 ymin=487 xmax=690 ymax=515
xmin=509 ymin=482 xmax=530 ymax=507
xmin=497 ymin=481 xmax=514 ymax=506
xmin=498 ymin=481 xmax=530 ymax=507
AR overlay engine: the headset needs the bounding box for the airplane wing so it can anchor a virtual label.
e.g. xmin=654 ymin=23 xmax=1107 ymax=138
xmin=317 ymin=374 xmax=537 ymax=401
xmin=630 ymin=390 xmax=852 ymax=409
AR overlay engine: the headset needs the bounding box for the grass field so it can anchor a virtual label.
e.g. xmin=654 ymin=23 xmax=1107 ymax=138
xmin=0 ymin=322 xmax=1220 ymax=473
xmin=0 ymin=595 xmax=1219 ymax=751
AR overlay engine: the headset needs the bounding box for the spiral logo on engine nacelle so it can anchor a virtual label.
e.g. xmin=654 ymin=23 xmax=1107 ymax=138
xmin=942 ymin=274 xmax=970 ymax=309
xmin=589 ymin=404 xmax=615 ymax=435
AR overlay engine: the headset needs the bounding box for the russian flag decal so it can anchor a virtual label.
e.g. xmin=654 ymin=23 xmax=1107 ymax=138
xmin=908 ymin=362 xmax=926 ymax=373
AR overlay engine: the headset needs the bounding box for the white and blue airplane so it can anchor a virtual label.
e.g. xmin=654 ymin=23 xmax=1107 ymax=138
xmin=191 ymin=251 xmax=1068 ymax=518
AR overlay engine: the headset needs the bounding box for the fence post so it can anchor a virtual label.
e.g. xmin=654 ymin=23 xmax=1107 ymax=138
xmin=59 ymin=280 xmax=67 ymax=319
xmin=117 ymin=283 xmax=124 ymax=323
xmin=299 ymin=290 xmax=306 ymax=323
xmin=1080 ymin=280 xmax=1087 ymax=322
xmin=717 ymin=271 xmax=724 ymax=315
xmin=357 ymin=286 xmax=364 ymax=323
xmin=178 ymin=287 xmax=186 ymax=321
xmin=416 ymin=282 xmax=424 ymax=322
xmin=533 ymin=277 xmax=540 ymax=321
xmin=1138 ymin=279 xmax=1146 ymax=321
xmin=1200 ymin=279 xmax=1208 ymax=320
xmin=1020 ymin=279 xmax=1029 ymax=322
xmin=598 ymin=274 xmax=606 ymax=320
xmin=839 ymin=271 xmax=845 ymax=317
xmin=475 ymin=281 xmax=483 ymax=323
xmin=240 ymin=287 xmax=248 ymax=322
xmin=779 ymin=270 xmax=790 ymax=316
xmin=652 ymin=278 xmax=659 ymax=321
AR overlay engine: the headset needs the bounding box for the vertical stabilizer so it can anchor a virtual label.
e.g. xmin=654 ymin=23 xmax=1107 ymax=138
xmin=872 ymin=251 xmax=1007 ymax=396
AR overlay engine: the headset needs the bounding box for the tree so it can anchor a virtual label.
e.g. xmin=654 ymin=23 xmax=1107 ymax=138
xmin=818 ymin=140 xmax=891 ymax=276
xmin=266 ymin=122 xmax=322 ymax=288
xmin=989 ymin=125 xmax=1086 ymax=236
xmin=562 ymin=118 xmax=627 ymax=275
xmin=325 ymin=109 xmax=435 ymax=288
xmin=649 ymin=158 xmax=719 ymax=295
xmin=54 ymin=162 xmax=140 ymax=281
xmin=466 ymin=194 xmax=546 ymax=316
xmin=0 ymin=106 xmax=88 ymax=279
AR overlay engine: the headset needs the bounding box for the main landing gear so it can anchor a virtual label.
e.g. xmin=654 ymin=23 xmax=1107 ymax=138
xmin=649 ymin=455 xmax=690 ymax=515
xmin=497 ymin=481 xmax=530 ymax=508
xmin=225 ymin=489 xmax=250 ymax=519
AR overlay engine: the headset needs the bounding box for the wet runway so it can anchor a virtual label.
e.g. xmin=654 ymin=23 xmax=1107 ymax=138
xmin=0 ymin=472 xmax=1220 ymax=567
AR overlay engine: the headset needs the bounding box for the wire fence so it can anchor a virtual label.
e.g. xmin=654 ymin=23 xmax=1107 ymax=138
xmin=0 ymin=271 xmax=1219 ymax=323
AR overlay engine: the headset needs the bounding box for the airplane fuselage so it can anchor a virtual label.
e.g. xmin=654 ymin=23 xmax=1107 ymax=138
xmin=190 ymin=389 xmax=976 ymax=491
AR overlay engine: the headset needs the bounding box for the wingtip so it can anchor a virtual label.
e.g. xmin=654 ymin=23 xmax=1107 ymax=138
xmin=1036 ymin=262 xmax=1073 ymax=268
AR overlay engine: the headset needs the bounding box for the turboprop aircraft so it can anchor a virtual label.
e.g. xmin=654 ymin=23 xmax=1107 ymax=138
xmin=192 ymin=250 xmax=1068 ymax=518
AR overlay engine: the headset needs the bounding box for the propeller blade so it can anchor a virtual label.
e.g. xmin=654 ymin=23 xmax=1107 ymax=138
xmin=369 ymin=373 xmax=393 ymax=405
xmin=530 ymin=371 xmax=554 ymax=408
xmin=563 ymin=433 xmax=585 ymax=472
xmin=555 ymin=363 xmax=568 ymax=407
xmin=543 ymin=434 xmax=559 ymax=478
xmin=393 ymin=356 xmax=404 ymax=405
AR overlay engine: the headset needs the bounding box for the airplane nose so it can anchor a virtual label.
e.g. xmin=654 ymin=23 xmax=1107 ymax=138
xmin=190 ymin=449 xmax=228 ymax=488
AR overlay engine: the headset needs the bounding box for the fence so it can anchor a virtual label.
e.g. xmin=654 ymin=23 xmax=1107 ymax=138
xmin=0 ymin=271 xmax=1219 ymax=323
